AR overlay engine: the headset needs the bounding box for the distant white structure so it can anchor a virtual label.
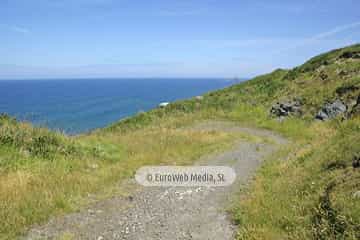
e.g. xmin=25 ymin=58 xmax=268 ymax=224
xmin=158 ymin=102 xmax=169 ymax=108
xmin=195 ymin=96 xmax=204 ymax=100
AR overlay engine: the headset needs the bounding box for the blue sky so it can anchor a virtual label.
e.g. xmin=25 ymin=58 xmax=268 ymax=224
xmin=0 ymin=0 xmax=359 ymax=79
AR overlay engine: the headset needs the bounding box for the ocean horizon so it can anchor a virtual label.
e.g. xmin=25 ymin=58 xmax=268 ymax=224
xmin=0 ymin=78 xmax=239 ymax=134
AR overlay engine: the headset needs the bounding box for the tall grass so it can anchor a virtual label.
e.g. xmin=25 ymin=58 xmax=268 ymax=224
xmin=231 ymin=118 xmax=360 ymax=239
xmin=0 ymin=114 xmax=236 ymax=239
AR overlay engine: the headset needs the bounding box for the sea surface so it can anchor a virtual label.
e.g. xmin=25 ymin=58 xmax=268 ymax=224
xmin=0 ymin=78 xmax=235 ymax=134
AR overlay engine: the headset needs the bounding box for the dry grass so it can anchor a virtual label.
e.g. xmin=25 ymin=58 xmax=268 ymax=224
xmin=0 ymin=114 xmax=237 ymax=239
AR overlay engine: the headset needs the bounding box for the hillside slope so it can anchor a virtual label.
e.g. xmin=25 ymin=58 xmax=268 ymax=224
xmin=0 ymin=44 xmax=359 ymax=239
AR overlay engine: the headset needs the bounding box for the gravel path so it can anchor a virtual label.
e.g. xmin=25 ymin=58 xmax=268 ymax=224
xmin=24 ymin=121 xmax=287 ymax=240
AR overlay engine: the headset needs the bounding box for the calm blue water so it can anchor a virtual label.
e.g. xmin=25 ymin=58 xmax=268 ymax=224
xmin=0 ymin=78 xmax=233 ymax=134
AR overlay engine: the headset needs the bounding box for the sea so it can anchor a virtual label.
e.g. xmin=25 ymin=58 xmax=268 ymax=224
xmin=0 ymin=78 xmax=236 ymax=134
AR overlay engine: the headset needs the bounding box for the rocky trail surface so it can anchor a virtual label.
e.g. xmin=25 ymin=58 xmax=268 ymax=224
xmin=24 ymin=121 xmax=287 ymax=240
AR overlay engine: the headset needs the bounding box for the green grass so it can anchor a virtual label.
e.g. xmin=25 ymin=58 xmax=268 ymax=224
xmin=0 ymin=113 xmax=237 ymax=239
xmin=223 ymin=44 xmax=360 ymax=239
xmin=0 ymin=43 xmax=360 ymax=239
xmin=231 ymin=119 xmax=360 ymax=239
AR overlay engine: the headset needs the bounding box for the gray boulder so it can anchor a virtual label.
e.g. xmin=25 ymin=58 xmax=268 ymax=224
xmin=315 ymin=100 xmax=347 ymax=120
xmin=270 ymin=99 xmax=302 ymax=118
xmin=339 ymin=51 xmax=360 ymax=59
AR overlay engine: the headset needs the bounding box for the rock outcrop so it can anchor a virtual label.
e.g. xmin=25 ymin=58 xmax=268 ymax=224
xmin=315 ymin=100 xmax=347 ymax=120
xmin=270 ymin=99 xmax=302 ymax=118
xmin=339 ymin=50 xmax=360 ymax=59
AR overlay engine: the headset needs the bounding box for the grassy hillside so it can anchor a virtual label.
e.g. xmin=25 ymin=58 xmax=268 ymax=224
xmin=0 ymin=44 xmax=360 ymax=239
xmin=0 ymin=113 xmax=237 ymax=239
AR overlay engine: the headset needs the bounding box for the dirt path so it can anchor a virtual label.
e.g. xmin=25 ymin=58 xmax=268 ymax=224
xmin=24 ymin=121 xmax=287 ymax=240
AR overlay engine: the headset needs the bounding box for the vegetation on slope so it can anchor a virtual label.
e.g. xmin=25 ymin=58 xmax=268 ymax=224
xmin=101 ymin=43 xmax=360 ymax=239
xmin=0 ymin=43 xmax=359 ymax=239
xmin=0 ymin=113 xmax=236 ymax=239
xmin=227 ymin=44 xmax=360 ymax=239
